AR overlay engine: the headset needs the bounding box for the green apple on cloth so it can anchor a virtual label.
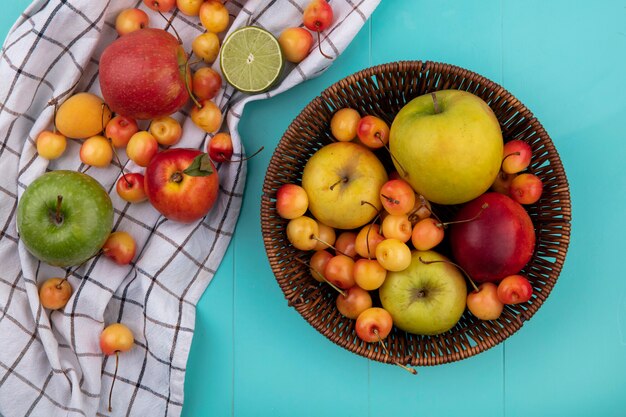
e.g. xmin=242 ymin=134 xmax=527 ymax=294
xmin=0 ymin=0 xmax=380 ymax=415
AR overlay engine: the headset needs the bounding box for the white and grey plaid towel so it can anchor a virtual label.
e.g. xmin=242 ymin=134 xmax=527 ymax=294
xmin=0 ymin=1 xmax=379 ymax=416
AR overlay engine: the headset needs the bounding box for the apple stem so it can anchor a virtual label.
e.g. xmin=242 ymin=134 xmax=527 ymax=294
xmin=182 ymin=60 xmax=202 ymax=109
xmin=374 ymin=330 xmax=418 ymax=375
xmin=171 ymin=171 xmax=184 ymax=183
xmin=436 ymin=203 xmax=489 ymax=229
xmin=316 ymin=30 xmax=332 ymax=60
xmin=108 ymin=351 xmax=119 ymax=412
xmin=55 ymin=195 xmax=63 ymax=224
xmin=418 ymin=256 xmax=479 ymax=292
xmin=431 ymin=92 xmax=441 ymax=114
xmin=329 ymin=177 xmax=348 ymax=191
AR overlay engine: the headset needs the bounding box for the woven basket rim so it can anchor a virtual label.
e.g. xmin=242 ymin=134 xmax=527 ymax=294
xmin=261 ymin=60 xmax=571 ymax=367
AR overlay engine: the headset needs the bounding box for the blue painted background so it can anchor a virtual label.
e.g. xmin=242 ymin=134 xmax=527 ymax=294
xmin=3 ymin=1 xmax=625 ymax=416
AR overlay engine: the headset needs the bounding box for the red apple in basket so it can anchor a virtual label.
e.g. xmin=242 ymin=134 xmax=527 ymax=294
xmin=449 ymin=192 xmax=535 ymax=283
xmin=144 ymin=148 xmax=219 ymax=223
xmin=99 ymin=28 xmax=191 ymax=120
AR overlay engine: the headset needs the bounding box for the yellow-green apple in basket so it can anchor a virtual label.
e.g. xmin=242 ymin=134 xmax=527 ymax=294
xmin=17 ymin=171 xmax=114 ymax=267
xmin=301 ymin=142 xmax=388 ymax=230
xmin=389 ymin=90 xmax=503 ymax=205
xmin=379 ymin=250 xmax=467 ymax=335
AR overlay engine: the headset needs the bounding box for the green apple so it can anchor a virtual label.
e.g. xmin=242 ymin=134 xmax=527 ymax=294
xmin=301 ymin=142 xmax=388 ymax=230
xmin=17 ymin=170 xmax=114 ymax=267
xmin=379 ymin=250 xmax=467 ymax=335
xmin=389 ymin=89 xmax=503 ymax=205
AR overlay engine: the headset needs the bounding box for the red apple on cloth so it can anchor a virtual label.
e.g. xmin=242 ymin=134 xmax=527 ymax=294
xmin=144 ymin=148 xmax=219 ymax=223
xmin=449 ymin=192 xmax=535 ymax=283
xmin=99 ymin=28 xmax=190 ymax=120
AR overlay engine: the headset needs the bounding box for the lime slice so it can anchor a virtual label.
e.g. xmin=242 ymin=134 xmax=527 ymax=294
xmin=220 ymin=26 xmax=284 ymax=94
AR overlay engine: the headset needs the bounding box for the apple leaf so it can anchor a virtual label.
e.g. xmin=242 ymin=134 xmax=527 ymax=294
xmin=183 ymin=153 xmax=214 ymax=177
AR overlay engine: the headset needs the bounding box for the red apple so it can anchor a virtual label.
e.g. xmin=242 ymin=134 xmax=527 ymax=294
xmin=466 ymin=282 xmax=504 ymax=320
xmin=116 ymin=173 xmax=147 ymax=203
xmin=144 ymin=148 xmax=219 ymax=223
xmin=497 ymin=274 xmax=533 ymax=304
xmin=99 ymin=28 xmax=190 ymax=120
xmin=449 ymin=192 xmax=535 ymax=283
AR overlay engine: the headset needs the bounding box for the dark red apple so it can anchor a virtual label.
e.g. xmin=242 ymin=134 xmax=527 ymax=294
xmin=99 ymin=28 xmax=190 ymax=120
xmin=144 ymin=148 xmax=219 ymax=223
xmin=449 ymin=192 xmax=535 ymax=282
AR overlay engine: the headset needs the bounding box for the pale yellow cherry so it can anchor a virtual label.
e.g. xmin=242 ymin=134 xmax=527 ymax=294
xmin=36 ymin=130 xmax=67 ymax=160
xmin=80 ymin=135 xmax=113 ymax=167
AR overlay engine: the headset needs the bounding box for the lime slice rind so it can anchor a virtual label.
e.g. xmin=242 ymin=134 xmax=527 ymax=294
xmin=220 ymin=26 xmax=284 ymax=94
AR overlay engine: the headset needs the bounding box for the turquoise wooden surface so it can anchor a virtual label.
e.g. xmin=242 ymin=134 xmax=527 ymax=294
xmin=3 ymin=1 xmax=626 ymax=416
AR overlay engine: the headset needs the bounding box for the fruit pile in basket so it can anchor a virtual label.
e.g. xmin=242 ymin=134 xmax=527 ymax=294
xmin=276 ymin=89 xmax=544 ymax=372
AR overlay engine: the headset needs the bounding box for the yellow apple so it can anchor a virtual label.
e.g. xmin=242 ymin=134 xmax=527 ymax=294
xmin=301 ymin=142 xmax=388 ymax=230
xmin=389 ymin=90 xmax=503 ymax=205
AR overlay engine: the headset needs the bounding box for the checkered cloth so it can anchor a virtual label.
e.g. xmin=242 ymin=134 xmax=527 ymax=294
xmin=0 ymin=0 xmax=379 ymax=416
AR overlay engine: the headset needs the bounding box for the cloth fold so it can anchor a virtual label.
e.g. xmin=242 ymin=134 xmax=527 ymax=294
xmin=0 ymin=0 xmax=379 ymax=415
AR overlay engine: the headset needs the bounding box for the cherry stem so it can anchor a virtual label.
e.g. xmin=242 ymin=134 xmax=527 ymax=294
xmin=380 ymin=193 xmax=400 ymax=205
xmin=223 ymin=146 xmax=265 ymax=163
xmin=418 ymin=256 xmax=479 ymax=292
xmin=501 ymin=151 xmax=521 ymax=170
xmin=156 ymin=7 xmax=182 ymax=44
xmin=100 ymin=103 xmax=108 ymax=135
xmin=109 ymin=143 xmax=131 ymax=187
xmin=378 ymin=135 xmax=409 ymax=178
xmin=294 ymin=258 xmax=346 ymax=297
xmin=55 ymin=195 xmax=63 ymax=224
xmin=310 ymin=235 xmax=349 ymax=257
xmin=431 ymin=92 xmax=441 ymax=114
xmin=108 ymin=351 xmax=119 ymax=412
xmin=361 ymin=206 xmax=382 ymax=260
xmin=316 ymin=30 xmax=332 ymax=59
xmin=374 ymin=329 xmax=417 ymax=375
xmin=51 ymin=100 xmax=59 ymax=134
xmin=329 ymin=177 xmax=348 ymax=191
xmin=408 ymin=195 xmax=433 ymax=223
xmin=435 ymin=203 xmax=489 ymax=229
